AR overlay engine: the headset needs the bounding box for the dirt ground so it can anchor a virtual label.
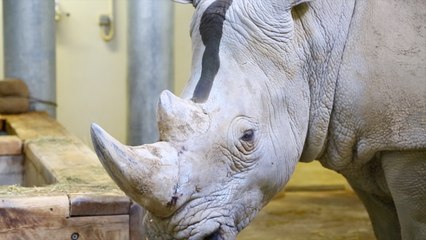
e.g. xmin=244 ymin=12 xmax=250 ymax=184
xmin=238 ymin=162 xmax=375 ymax=240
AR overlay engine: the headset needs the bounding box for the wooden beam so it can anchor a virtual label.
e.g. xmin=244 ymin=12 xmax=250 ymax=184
xmin=0 ymin=136 xmax=22 ymax=155
xmin=2 ymin=112 xmax=69 ymax=140
xmin=23 ymin=143 xmax=57 ymax=185
xmin=0 ymin=113 xmax=134 ymax=239
xmin=63 ymin=215 xmax=129 ymax=240
xmin=0 ymin=195 xmax=129 ymax=239
xmin=23 ymin=136 xmax=123 ymax=193
xmin=0 ymin=112 xmax=123 ymax=194
xmin=22 ymin=156 xmax=49 ymax=187
xmin=69 ymin=193 xmax=130 ymax=217
xmin=0 ymin=195 xmax=70 ymax=230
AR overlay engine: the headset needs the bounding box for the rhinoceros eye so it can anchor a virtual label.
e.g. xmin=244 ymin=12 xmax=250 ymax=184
xmin=240 ymin=129 xmax=255 ymax=142
xmin=239 ymin=128 xmax=258 ymax=154
xmin=230 ymin=117 xmax=259 ymax=155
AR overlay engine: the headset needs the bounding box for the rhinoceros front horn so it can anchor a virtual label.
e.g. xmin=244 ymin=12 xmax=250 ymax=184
xmin=90 ymin=123 xmax=182 ymax=217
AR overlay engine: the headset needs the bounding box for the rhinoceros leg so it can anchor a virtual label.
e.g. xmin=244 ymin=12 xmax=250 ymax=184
xmin=382 ymin=151 xmax=426 ymax=240
xmin=350 ymin=184 xmax=401 ymax=240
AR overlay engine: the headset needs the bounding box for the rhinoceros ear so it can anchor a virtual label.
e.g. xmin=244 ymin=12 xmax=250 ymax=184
xmin=172 ymin=0 xmax=200 ymax=7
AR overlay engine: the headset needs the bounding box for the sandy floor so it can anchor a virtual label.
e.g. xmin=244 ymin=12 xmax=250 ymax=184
xmin=238 ymin=162 xmax=375 ymax=240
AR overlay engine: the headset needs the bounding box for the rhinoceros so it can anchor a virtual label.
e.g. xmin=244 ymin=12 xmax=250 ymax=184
xmin=90 ymin=0 xmax=426 ymax=239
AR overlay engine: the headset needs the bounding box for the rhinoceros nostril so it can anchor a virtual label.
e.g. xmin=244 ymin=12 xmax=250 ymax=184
xmin=204 ymin=230 xmax=223 ymax=240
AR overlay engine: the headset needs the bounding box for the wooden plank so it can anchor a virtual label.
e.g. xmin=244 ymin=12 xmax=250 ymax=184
xmin=69 ymin=193 xmax=130 ymax=217
xmin=0 ymin=113 xmax=131 ymax=237
xmin=0 ymin=214 xmax=129 ymax=240
xmin=2 ymin=112 xmax=70 ymax=141
xmin=0 ymin=195 xmax=70 ymax=230
xmin=0 ymin=136 xmax=22 ymax=155
xmin=0 ymin=156 xmax=23 ymax=186
xmin=0 ymin=112 xmax=124 ymax=196
xmin=22 ymin=156 xmax=49 ymax=187
xmin=130 ymin=203 xmax=147 ymax=240
xmin=0 ymin=195 xmax=129 ymax=239
xmin=24 ymin=143 xmax=57 ymax=185
xmin=23 ymin=136 xmax=121 ymax=191
xmin=63 ymin=215 xmax=129 ymax=240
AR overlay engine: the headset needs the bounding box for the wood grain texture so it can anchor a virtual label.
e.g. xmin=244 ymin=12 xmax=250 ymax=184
xmin=0 ymin=113 xmax=141 ymax=239
xmin=22 ymin=156 xmax=49 ymax=187
xmin=1 ymin=112 xmax=69 ymax=140
xmin=0 ymin=195 xmax=129 ymax=239
xmin=69 ymin=193 xmax=131 ymax=217
xmin=24 ymin=137 xmax=113 ymax=186
xmin=0 ymin=112 xmax=124 ymax=196
xmin=0 ymin=195 xmax=70 ymax=230
xmin=0 ymin=136 xmax=22 ymax=155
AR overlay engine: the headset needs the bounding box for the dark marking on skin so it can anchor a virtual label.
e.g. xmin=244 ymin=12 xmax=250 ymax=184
xmin=167 ymin=183 xmax=181 ymax=208
xmin=178 ymin=146 xmax=187 ymax=157
xmin=192 ymin=0 xmax=234 ymax=103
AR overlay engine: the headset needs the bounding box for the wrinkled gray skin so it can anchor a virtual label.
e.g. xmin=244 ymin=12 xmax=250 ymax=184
xmin=91 ymin=0 xmax=426 ymax=239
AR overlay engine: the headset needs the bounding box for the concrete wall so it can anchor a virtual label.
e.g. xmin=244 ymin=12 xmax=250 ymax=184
xmin=1 ymin=1 xmax=194 ymax=146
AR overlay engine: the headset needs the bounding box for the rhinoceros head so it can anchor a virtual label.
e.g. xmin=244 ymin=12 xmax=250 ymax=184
xmin=91 ymin=0 xmax=313 ymax=239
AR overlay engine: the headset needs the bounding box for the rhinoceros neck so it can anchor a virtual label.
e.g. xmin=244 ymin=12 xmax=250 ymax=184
xmin=317 ymin=0 xmax=426 ymax=171
xmin=297 ymin=0 xmax=358 ymax=162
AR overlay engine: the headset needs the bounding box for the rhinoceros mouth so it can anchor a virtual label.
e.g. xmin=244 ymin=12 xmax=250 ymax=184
xmin=144 ymin=205 xmax=239 ymax=240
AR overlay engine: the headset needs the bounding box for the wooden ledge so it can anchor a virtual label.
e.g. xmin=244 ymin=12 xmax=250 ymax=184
xmin=0 ymin=136 xmax=22 ymax=156
xmin=0 ymin=112 xmax=126 ymax=196
xmin=0 ymin=112 xmax=145 ymax=239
